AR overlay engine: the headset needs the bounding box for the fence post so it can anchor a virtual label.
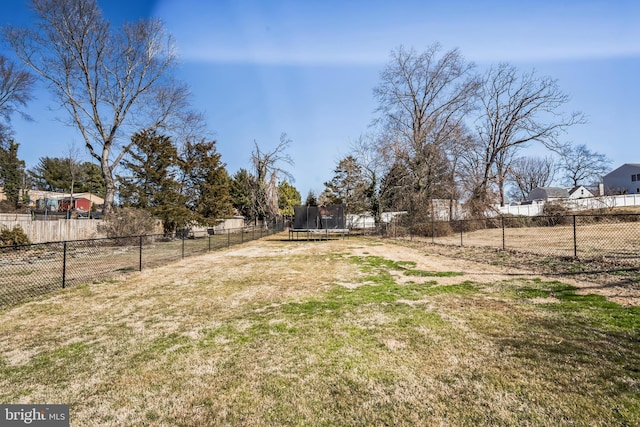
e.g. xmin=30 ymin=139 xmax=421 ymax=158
xmin=460 ymin=221 xmax=464 ymax=247
xmin=573 ymin=215 xmax=577 ymax=257
xmin=62 ymin=241 xmax=67 ymax=288
xmin=501 ymin=216 xmax=505 ymax=251
xmin=227 ymin=229 xmax=230 ymax=248
xmin=139 ymin=236 xmax=143 ymax=271
xmin=182 ymin=233 xmax=185 ymax=259
xmin=208 ymin=234 xmax=211 ymax=252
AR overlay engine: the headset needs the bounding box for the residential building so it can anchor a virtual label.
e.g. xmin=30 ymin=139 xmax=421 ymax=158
xmin=603 ymin=164 xmax=640 ymax=195
xmin=528 ymin=186 xmax=594 ymax=202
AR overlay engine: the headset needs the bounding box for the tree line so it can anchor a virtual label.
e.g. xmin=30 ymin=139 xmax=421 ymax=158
xmin=318 ymin=45 xmax=610 ymax=223
xmin=0 ymin=128 xmax=301 ymax=233
xmin=1 ymin=0 xmax=611 ymax=231
xmin=0 ymin=0 xmax=301 ymax=232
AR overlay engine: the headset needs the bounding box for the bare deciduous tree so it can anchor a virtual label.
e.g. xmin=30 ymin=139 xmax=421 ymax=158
xmin=0 ymin=55 xmax=36 ymax=144
xmin=348 ymin=133 xmax=386 ymax=223
xmin=560 ymin=143 xmax=610 ymax=188
xmin=469 ymin=63 xmax=584 ymax=213
xmin=507 ymin=156 xmax=557 ymax=202
xmin=3 ymin=0 xmax=192 ymax=214
xmin=373 ymin=44 xmax=480 ymax=216
xmin=251 ymin=133 xmax=293 ymax=222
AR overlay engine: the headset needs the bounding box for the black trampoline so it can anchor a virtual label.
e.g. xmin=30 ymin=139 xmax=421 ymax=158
xmin=289 ymin=205 xmax=349 ymax=240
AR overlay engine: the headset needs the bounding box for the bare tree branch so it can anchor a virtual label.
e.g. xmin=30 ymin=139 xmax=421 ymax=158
xmin=3 ymin=0 xmax=190 ymax=213
xmin=468 ymin=63 xmax=585 ymax=212
xmin=507 ymin=156 xmax=557 ymax=202
xmin=373 ymin=44 xmax=480 ymax=216
xmin=559 ymin=143 xmax=610 ymax=188
xmin=251 ymin=133 xmax=293 ymax=221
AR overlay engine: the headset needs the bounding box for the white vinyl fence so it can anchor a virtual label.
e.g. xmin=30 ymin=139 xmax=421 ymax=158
xmin=498 ymin=194 xmax=640 ymax=216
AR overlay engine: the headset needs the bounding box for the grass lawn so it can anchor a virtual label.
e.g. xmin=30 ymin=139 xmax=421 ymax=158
xmin=1 ymin=234 xmax=639 ymax=426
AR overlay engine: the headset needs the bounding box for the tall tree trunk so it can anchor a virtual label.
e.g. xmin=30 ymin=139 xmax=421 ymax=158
xmin=101 ymin=156 xmax=115 ymax=215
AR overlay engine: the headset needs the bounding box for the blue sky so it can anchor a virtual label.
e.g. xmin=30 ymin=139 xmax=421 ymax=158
xmin=2 ymin=0 xmax=639 ymax=199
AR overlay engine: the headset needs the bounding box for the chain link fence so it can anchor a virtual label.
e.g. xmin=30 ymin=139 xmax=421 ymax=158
xmin=0 ymin=224 xmax=284 ymax=309
xmin=361 ymin=213 xmax=640 ymax=262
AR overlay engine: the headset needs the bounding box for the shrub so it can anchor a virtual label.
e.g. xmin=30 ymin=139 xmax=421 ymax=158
xmin=533 ymin=202 xmax=573 ymax=226
xmin=410 ymin=221 xmax=453 ymax=237
xmin=0 ymin=225 xmax=30 ymax=246
xmin=98 ymin=207 xmax=159 ymax=244
xmin=502 ymin=214 xmax=534 ymax=228
xmin=455 ymin=218 xmax=499 ymax=233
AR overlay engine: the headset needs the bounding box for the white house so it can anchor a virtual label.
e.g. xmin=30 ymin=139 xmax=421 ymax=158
xmin=567 ymin=186 xmax=594 ymax=199
xmin=603 ymin=164 xmax=640 ymax=195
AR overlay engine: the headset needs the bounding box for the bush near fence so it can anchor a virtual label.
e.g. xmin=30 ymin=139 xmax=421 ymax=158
xmin=0 ymin=223 xmax=284 ymax=308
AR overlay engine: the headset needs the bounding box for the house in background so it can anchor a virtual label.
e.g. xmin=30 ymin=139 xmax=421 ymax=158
xmin=528 ymin=186 xmax=594 ymax=202
xmin=528 ymin=187 xmax=569 ymax=201
xmin=603 ymin=164 xmax=640 ymax=195
xmin=0 ymin=187 xmax=105 ymax=212
xmin=567 ymin=186 xmax=594 ymax=199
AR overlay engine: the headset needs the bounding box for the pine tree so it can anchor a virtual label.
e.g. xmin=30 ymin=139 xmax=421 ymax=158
xmin=230 ymin=169 xmax=257 ymax=220
xmin=0 ymin=140 xmax=26 ymax=210
xmin=118 ymin=130 xmax=191 ymax=234
xmin=322 ymin=155 xmax=368 ymax=213
xmin=180 ymin=139 xmax=233 ymax=223
xmin=277 ymin=181 xmax=301 ymax=217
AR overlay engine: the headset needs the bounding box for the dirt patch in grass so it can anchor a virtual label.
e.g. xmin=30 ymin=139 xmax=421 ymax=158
xmin=387 ymin=237 xmax=640 ymax=306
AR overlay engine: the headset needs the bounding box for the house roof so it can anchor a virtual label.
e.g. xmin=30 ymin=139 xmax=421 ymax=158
xmin=535 ymin=187 xmax=570 ymax=198
xmin=604 ymin=163 xmax=640 ymax=177
xmin=568 ymin=185 xmax=592 ymax=194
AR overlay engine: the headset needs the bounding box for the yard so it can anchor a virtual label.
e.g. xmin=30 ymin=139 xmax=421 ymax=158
xmin=0 ymin=233 xmax=639 ymax=425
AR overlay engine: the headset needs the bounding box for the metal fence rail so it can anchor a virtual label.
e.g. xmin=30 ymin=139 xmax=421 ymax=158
xmin=0 ymin=224 xmax=284 ymax=308
xmin=361 ymin=213 xmax=640 ymax=262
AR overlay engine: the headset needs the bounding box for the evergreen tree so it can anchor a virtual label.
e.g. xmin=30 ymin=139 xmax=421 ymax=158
xmin=80 ymin=162 xmax=106 ymax=197
xmin=230 ymin=169 xmax=257 ymax=220
xmin=277 ymin=181 xmax=301 ymax=217
xmin=29 ymin=157 xmax=105 ymax=196
xmin=118 ymin=130 xmax=191 ymax=234
xmin=0 ymin=140 xmax=26 ymax=210
xmin=30 ymin=157 xmax=69 ymax=192
xmin=322 ymin=155 xmax=368 ymax=213
xmin=180 ymin=139 xmax=233 ymax=223
xmin=305 ymin=191 xmax=318 ymax=206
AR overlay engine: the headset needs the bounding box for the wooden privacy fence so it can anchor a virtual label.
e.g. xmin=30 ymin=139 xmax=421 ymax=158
xmin=0 ymin=215 xmax=248 ymax=244
xmin=0 ymin=214 xmax=101 ymax=243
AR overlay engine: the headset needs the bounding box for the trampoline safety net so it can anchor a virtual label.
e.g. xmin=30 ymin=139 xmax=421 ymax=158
xmin=293 ymin=205 xmax=345 ymax=230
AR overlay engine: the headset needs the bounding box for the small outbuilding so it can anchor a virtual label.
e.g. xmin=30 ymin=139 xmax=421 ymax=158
xmin=528 ymin=187 xmax=569 ymax=201
xmin=528 ymin=186 xmax=594 ymax=202
xmin=567 ymin=186 xmax=594 ymax=199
